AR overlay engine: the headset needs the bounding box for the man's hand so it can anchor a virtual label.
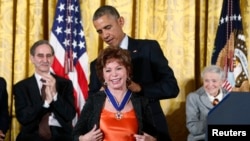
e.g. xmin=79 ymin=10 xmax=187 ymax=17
xmin=41 ymin=74 xmax=57 ymax=103
xmin=99 ymin=87 xmax=105 ymax=91
xmin=128 ymin=81 xmax=141 ymax=93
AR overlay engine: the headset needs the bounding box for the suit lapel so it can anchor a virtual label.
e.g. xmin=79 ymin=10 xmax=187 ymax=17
xmin=128 ymin=37 xmax=140 ymax=58
xmin=127 ymin=37 xmax=144 ymax=82
xmin=199 ymin=88 xmax=214 ymax=109
xmin=29 ymin=75 xmax=43 ymax=102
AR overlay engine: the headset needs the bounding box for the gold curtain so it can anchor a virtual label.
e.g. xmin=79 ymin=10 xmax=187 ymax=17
xmin=0 ymin=0 xmax=249 ymax=141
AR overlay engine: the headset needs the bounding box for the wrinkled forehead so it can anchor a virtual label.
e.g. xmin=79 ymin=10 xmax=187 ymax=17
xmin=35 ymin=44 xmax=53 ymax=54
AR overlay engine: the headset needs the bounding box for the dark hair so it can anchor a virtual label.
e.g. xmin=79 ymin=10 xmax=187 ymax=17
xmin=30 ymin=40 xmax=54 ymax=56
xmin=96 ymin=47 xmax=132 ymax=84
xmin=93 ymin=5 xmax=120 ymax=21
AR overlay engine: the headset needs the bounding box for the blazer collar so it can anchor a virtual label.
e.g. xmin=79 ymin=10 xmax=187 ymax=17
xmin=200 ymin=87 xmax=228 ymax=109
xmin=199 ymin=88 xmax=214 ymax=109
xmin=127 ymin=37 xmax=141 ymax=57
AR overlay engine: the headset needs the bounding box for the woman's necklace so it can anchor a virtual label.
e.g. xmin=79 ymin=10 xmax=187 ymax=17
xmin=104 ymin=88 xmax=132 ymax=120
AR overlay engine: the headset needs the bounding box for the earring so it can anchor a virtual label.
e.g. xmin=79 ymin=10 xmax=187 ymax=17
xmin=103 ymin=81 xmax=107 ymax=86
xmin=126 ymin=77 xmax=131 ymax=85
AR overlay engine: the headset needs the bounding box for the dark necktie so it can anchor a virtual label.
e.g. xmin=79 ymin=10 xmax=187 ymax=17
xmin=39 ymin=79 xmax=52 ymax=140
xmin=212 ymin=98 xmax=219 ymax=106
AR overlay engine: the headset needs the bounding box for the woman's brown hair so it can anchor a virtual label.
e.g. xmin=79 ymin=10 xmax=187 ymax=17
xmin=95 ymin=47 xmax=132 ymax=86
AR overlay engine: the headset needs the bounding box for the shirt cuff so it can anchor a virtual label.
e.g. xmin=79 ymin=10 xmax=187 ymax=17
xmin=53 ymin=92 xmax=58 ymax=101
xmin=43 ymin=101 xmax=50 ymax=108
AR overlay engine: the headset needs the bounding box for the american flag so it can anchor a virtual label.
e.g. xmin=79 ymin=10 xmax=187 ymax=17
xmin=211 ymin=0 xmax=249 ymax=92
xmin=49 ymin=0 xmax=89 ymax=123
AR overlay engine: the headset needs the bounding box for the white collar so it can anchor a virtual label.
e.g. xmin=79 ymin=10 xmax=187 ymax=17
xmin=119 ymin=35 xmax=128 ymax=50
xmin=207 ymin=88 xmax=223 ymax=102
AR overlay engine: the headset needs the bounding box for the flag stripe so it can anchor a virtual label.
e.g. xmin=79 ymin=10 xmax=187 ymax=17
xmin=49 ymin=0 xmax=89 ymax=120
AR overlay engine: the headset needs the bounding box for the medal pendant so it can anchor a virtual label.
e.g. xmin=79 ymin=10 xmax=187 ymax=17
xmin=115 ymin=111 xmax=122 ymax=120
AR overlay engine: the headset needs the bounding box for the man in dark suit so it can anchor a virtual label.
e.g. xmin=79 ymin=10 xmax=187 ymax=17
xmin=13 ymin=40 xmax=76 ymax=141
xmin=89 ymin=5 xmax=180 ymax=141
xmin=0 ymin=77 xmax=10 ymax=141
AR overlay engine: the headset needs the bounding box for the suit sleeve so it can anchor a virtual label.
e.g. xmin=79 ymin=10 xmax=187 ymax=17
xmin=141 ymin=40 xmax=179 ymax=99
xmin=0 ymin=77 xmax=10 ymax=134
xmin=88 ymin=59 xmax=102 ymax=95
xmin=186 ymin=93 xmax=206 ymax=137
xmin=52 ymin=78 xmax=76 ymax=124
xmin=14 ymin=80 xmax=48 ymax=125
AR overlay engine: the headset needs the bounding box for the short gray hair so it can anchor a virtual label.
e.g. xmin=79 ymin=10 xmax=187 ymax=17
xmin=201 ymin=65 xmax=225 ymax=80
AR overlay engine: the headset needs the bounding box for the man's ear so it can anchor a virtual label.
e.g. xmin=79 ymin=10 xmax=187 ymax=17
xmin=118 ymin=16 xmax=125 ymax=26
xmin=30 ymin=55 xmax=34 ymax=63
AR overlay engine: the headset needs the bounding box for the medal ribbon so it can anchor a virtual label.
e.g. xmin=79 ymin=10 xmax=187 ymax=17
xmin=104 ymin=88 xmax=132 ymax=111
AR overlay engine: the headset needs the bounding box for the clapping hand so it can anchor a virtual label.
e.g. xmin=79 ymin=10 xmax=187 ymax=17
xmin=41 ymin=74 xmax=57 ymax=103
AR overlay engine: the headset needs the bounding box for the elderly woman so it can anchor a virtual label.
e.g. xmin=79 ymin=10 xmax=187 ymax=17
xmin=73 ymin=47 xmax=158 ymax=141
xmin=186 ymin=65 xmax=229 ymax=141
